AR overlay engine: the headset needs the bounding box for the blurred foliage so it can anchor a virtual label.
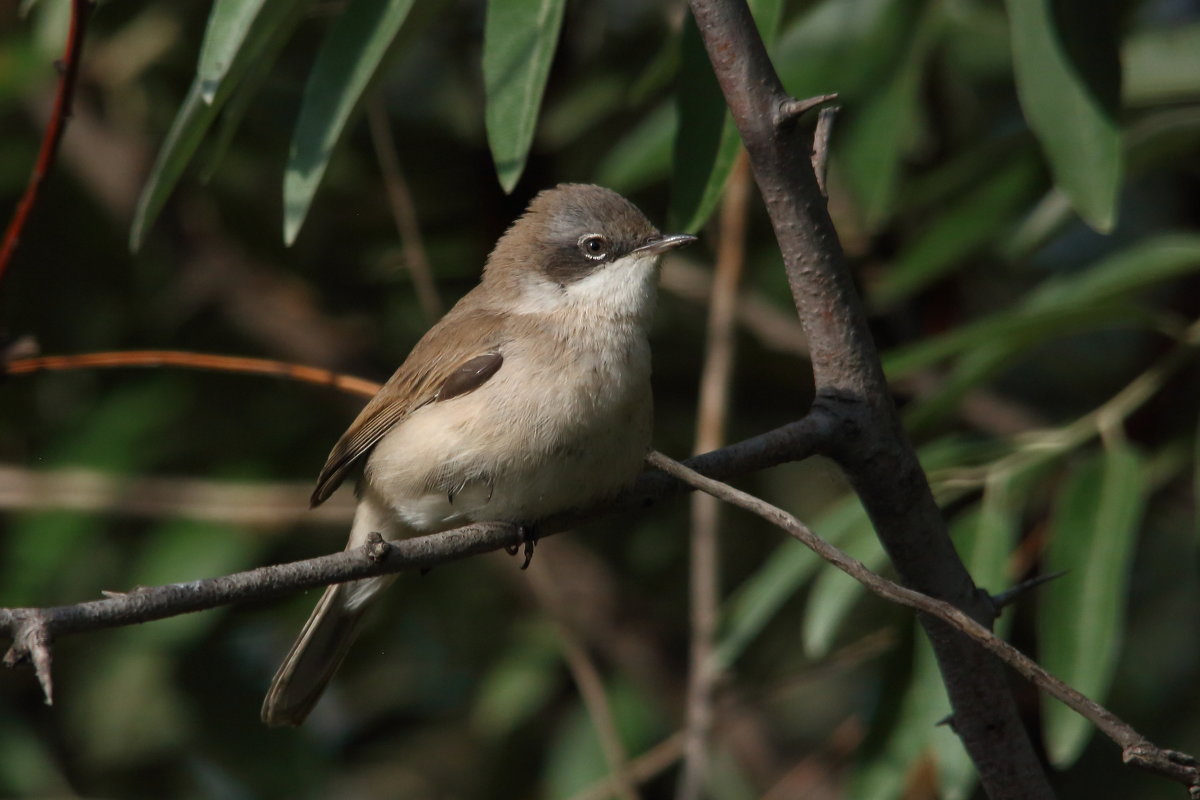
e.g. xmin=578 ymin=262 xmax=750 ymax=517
xmin=1 ymin=0 xmax=1199 ymax=798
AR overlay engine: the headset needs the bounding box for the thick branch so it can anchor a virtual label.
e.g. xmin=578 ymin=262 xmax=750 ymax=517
xmin=686 ymin=0 xmax=1052 ymax=796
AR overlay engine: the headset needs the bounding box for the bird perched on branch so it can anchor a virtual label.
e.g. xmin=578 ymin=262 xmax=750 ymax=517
xmin=262 ymin=183 xmax=695 ymax=726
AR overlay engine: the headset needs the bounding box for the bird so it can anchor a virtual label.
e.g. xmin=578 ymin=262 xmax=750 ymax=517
xmin=261 ymin=183 xmax=696 ymax=726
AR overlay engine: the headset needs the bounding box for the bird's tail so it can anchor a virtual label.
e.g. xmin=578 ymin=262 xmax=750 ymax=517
xmin=261 ymin=492 xmax=400 ymax=727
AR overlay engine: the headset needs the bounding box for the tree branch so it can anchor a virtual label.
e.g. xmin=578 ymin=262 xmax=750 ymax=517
xmin=646 ymin=450 xmax=1200 ymax=797
xmin=365 ymin=93 xmax=444 ymax=323
xmin=681 ymin=149 xmax=752 ymax=799
xmin=686 ymin=0 xmax=1053 ymax=795
xmin=0 ymin=413 xmax=834 ymax=700
xmin=0 ymin=0 xmax=92 ymax=284
xmin=3 ymin=349 xmax=381 ymax=398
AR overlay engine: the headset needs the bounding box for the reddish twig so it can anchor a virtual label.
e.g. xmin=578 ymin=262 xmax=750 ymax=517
xmin=3 ymin=349 xmax=381 ymax=398
xmin=0 ymin=0 xmax=93 ymax=284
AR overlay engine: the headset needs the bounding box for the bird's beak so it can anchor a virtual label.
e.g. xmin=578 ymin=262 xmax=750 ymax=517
xmin=633 ymin=233 xmax=698 ymax=256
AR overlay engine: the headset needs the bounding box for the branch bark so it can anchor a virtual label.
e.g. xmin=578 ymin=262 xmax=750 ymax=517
xmin=0 ymin=414 xmax=833 ymax=699
xmin=647 ymin=451 xmax=1200 ymax=797
xmin=685 ymin=0 xmax=1053 ymax=796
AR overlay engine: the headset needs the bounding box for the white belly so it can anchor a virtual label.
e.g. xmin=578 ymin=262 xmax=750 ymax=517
xmin=363 ymin=321 xmax=652 ymax=531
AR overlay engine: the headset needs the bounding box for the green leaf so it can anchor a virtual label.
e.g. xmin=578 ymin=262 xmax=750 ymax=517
xmin=801 ymin=439 xmax=991 ymax=658
xmin=848 ymin=635 xmax=967 ymax=800
xmin=1029 ymin=233 xmax=1200 ymax=310
xmin=197 ymin=0 xmax=266 ymax=104
xmin=715 ymin=495 xmax=870 ymax=670
xmin=595 ymin=102 xmax=676 ymax=195
xmin=120 ymin=520 xmax=265 ymax=648
xmin=1008 ymin=109 xmax=1200 ymax=258
xmin=802 ymin=509 xmax=886 ymax=658
xmin=471 ymin=622 xmax=562 ymax=738
xmin=870 ymin=154 xmax=1039 ymax=310
xmin=483 ymin=0 xmax=567 ymax=194
xmin=951 ymin=474 xmax=1024 ymax=637
xmin=543 ymin=679 xmax=664 ymax=799
xmin=885 ymin=233 xmax=1200 ymax=381
xmin=839 ymin=4 xmax=939 ymax=228
xmin=1005 ymin=0 xmax=1122 ymax=232
xmin=884 ymin=300 xmax=1151 ymax=380
xmin=1 ymin=381 xmax=183 ymax=603
xmin=669 ymin=0 xmax=783 ymax=233
xmin=1123 ymin=23 xmax=1200 ymax=106
xmin=284 ymin=0 xmax=415 ymax=245
xmin=775 ymin=0 xmax=910 ymax=103
xmin=1039 ymin=444 xmax=1146 ymax=767
xmin=130 ymin=0 xmax=306 ymax=251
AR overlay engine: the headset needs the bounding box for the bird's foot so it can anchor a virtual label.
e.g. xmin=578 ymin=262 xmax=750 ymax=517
xmin=504 ymin=523 xmax=539 ymax=570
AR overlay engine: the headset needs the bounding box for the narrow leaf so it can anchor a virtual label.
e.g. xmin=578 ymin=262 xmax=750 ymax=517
xmin=870 ymin=155 xmax=1039 ymax=310
xmin=483 ymin=0 xmax=567 ymax=194
xmin=130 ymin=0 xmax=306 ymax=251
xmin=1029 ymin=233 xmax=1200 ymax=310
xmin=1123 ymin=23 xmax=1200 ymax=106
xmin=715 ymin=495 xmax=869 ymax=669
xmin=197 ymin=0 xmax=266 ymax=103
xmin=801 ymin=439 xmax=987 ymax=658
xmin=802 ymin=510 xmax=886 ymax=658
xmin=595 ymin=103 xmax=676 ymax=194
xmin=885 ymin=234 xmax=1200 ymax=379
xmin=669 ymin=0 xmax=783 ymax=233
xmin=839 ymin=5 xmax=939 ymax=228
xmin=284 ymin=0 xmax=414 ymax=245
xmin=1039 ymin=445 xmax=1146 ymax=766
xmin=472 ymin=622 xmax=561 ymax=738
xmin=1006 ymin=0 xmax=1123 ymax=231
xmin=849 ymin=635 xmax=965 ymax=800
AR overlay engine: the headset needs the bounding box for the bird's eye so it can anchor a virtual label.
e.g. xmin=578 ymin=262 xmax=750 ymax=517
xmin=578 ymin=234 xmax=609 ymax=261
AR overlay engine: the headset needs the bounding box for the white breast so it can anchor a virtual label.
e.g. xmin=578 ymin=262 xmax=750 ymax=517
xmin=364 ymin=314 xmax=653 ymax=532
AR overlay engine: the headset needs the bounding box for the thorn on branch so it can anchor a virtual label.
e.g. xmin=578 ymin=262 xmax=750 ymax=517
xmin=811 ymin=107 xmax=838 ymax=198
xmin=774 ymin=92 xmax=839 ymax=129
xmin=3 ymin=612 xmax=55 ymax=705
xmin=988 ymin=570 xmax=1067 ymax=617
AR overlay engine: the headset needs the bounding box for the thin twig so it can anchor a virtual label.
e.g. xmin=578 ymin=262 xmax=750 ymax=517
xmin=0 ymin=413 xmax=835 ymax=702
xmin=365 ymin=93 xmax=443 ymax=322
xmin=566 ymin=733 xmax=686 ymax=800
xmin=645 ymin=450 xmax=1200 ymax=796
xmin=0 ymin=0 xmax=92 ymax=284
xmin=680 ymin=149 xmax=751 ymax=800
xmin=3 ymin=350 xmax=381 ymax=397
xmin=528 ymin=565 xmax=640 ymax=800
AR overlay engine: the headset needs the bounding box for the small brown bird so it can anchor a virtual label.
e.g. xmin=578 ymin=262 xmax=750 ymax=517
xmin=262 ymin=184 xmax=695 ymax=726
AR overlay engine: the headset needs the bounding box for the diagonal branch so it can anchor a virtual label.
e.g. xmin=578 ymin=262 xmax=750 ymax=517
xmin=0 ymin=0 xmax=93 ymax=284
xmin=646 ymin=450 xmax=1200 ymax=797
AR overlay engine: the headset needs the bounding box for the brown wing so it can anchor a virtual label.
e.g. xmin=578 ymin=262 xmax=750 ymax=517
xmin=310 ymin=311 xmax=509 ymax=506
